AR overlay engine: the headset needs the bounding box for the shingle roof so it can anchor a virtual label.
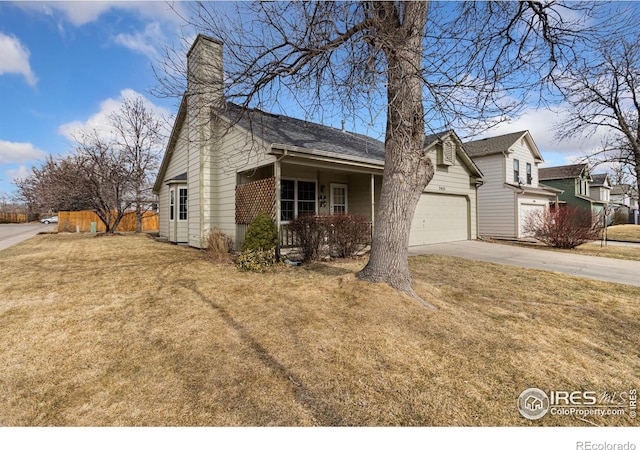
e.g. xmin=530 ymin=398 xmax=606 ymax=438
xmin=590 ymin=173 xmax=609 ymax=186
xmin=538 ymin=164 xmax=587 ymax=180
xmin=463 ymin=131 xmax=528 ymax=157
xmin=224 ymin=103 xmax=386 ymax=161
xmin=611 ymin=184 xmax=639 ymax=197
xmin=224 ymin=103 xmax=453 ymax=163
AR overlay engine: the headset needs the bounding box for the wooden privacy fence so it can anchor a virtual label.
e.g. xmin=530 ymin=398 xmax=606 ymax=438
xmin=58 ymin=210 xmax=159 ymax=232
xmin=0 ymin=212 xmax=28 ymax=223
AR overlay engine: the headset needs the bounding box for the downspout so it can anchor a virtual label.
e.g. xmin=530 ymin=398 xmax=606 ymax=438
xmin=370 ymin=173 xmax=375 ymax=236
xmin=474 ymin=178 xmax=484 ymax=240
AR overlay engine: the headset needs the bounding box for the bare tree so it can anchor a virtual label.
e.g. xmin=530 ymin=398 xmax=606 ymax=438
xmin=14 ymin=155 xmax=94 ymax=218
xmin=73 ymin=130 xmax=133 ymax=233
xmin=155 ymin=1 xmax=610 ymax=304
xmin=15 ymin=96 xmax=163 ymax=233
xmin=555 ymin=31 xmax=640 ymax=192
xmin=108 ymin=95 xmax=163 ymax=232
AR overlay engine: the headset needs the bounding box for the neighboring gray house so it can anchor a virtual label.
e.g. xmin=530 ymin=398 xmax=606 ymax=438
xmin=464 ymin=130 xmax=561 ymax=239
xmin=610 ymin=184 xmax=639 ymax=224
xmin=153 ymin=35 xmax=484 ymax=249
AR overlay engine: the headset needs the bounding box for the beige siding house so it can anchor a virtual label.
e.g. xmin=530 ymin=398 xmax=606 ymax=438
xmin=153 ymin=35 xmax=483 ymax=249
xmin=464 ymin=131 xmax=561 ymax=239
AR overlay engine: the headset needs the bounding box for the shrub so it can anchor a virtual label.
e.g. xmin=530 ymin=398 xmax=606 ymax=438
xmin=328 ymin=214 xmax=371 ymax=258
xmin=241 ymin=211 xmax=279 ymax=252
xmin=236 ymin=249 xmax=280 ymax=272
xmin=204 ymin=228 xmax=233 ymax=260
xmin=286 ymin=214 xmax=329 ymax=261
xmin=238 ymin=212 xmax=279 ymax=272
xmin=522 ymin=205 xmax=603 ymax=249
xmin=287 ymin=213 xmax=372 ymax=261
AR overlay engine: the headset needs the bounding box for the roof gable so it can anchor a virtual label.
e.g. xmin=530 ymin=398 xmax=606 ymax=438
xmin=463 ymin=130 xmax=543 ymax=161
xmin=424 ymin=129 xmax=483 ymax=178
xmin=153 ymin=96 xmax=187 ymax=193
xmin=590 ymin=173 xmax=611 ymax=188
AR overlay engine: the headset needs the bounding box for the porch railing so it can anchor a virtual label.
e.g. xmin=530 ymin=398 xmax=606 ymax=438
xmin=237 ymin=220 xmax=373 ymax=250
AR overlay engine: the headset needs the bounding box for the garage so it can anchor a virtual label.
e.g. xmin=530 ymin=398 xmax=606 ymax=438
xmin=518 ymin=203 xmax=545 ymax=238
xmin=409 ymin=193 xmax=469 ymax=246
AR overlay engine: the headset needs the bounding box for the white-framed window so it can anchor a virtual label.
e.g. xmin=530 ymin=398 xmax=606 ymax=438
xmin=577 ymin=178 xmax=589 ymax=196
xmin=169 ymin=189 xmax=175 ymax=221
xmin=513 ymin=159 xmax=520 ymax=183
xmin=330 ymin=183 xmax=348 ymax=214
xmin=526 ymin=163 xmax=532 ymax=185
xmin=178 ymin=187 xmax=188 ymax=221
xmin=280 ymin=178 xmax=317 ymax=221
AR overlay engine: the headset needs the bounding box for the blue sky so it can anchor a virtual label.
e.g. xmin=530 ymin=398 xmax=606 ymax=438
xmin=0 ymin=1 xmax=632 ymax=201
xmin=0 ymin=1 xmax=186 ymax=201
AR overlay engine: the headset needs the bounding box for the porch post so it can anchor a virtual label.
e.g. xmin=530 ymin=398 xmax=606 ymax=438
xmin=274 ymin=160 xmax=282 ymax=242
xmin=370 ymin=173 xmax=375 ymax=234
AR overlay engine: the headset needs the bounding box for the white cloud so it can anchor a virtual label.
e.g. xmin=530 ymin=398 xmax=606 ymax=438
xmin=114 ymin=22 xmax=163 ymax=59
xmin=5 ymin=165 xmax=31 ymax=183
xmin=58 ymin=89 xmax=171 ymax=140
xmin=0 ymin=33 xmax=37 ymax=86
xmin=0 ymin=141 xmax=46 ymax=164
xmin=17 ymin=1 xmax=188 ymax=27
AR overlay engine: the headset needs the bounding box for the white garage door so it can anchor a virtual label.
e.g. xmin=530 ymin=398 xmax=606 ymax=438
xmin=519 ymin=203 xmax=545 ymax=237
xmin=410 ymin=193 xmax=469 ymax=246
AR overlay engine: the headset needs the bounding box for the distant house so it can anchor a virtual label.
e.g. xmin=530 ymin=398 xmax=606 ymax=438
xmin=152 ymin=35 xmax=484 ymax=249
xmin=464 ymin=130 xmax=561 ymax=239
xmin=610 ymin=184 xmax=639 ymax=225
xmin=538 ymin=164 xmax=608 ymax=216
xmin=589 ymin=173 xmax=612 ymax=204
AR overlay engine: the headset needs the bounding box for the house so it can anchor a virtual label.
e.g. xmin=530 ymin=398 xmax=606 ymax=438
xmin=463 ymin=130 xmax=561 ymax=239
xmin=589 ymin=173 xmax=611 ymax=204
xmin=538 ymin=164 xmax=608 ymax=216
xmin=152 ymin=35 xmax=484 ymax=250
xmin=610 ymin=184 xmax=639 ymax=224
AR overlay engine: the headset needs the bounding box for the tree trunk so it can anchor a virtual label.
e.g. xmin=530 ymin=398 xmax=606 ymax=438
xmin=357 ymin=2 xmax=435 ymax=308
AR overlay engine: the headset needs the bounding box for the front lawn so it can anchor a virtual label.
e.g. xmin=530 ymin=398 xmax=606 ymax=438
xmin=0 ymin=234 xmax=637 ymax=426
xmin=606 ymin=224 xmax=640 ymax=243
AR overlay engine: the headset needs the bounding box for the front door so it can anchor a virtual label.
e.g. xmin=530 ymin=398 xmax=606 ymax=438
xmin=330 ymin=184 xmax=348 ymax=214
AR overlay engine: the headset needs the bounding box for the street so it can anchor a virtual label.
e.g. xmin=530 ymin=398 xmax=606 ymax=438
xmin=0 ymin=223 xmax=56 ymax=252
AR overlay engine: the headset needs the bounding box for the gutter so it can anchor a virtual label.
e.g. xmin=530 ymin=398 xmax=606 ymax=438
xmin=269 ymin=143 xmax=384 ymax=171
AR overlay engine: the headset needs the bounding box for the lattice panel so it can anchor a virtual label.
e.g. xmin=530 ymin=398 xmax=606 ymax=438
xmin=235 ymin=177 xmax=276 ymax=224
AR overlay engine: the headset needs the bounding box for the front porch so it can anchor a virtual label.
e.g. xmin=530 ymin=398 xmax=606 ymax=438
xmin=234 ymin=159 xmax=382 ymax=250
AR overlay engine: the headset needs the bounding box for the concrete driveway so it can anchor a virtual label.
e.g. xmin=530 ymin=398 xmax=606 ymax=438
xmin=0 ymin=223 xmax=55 ymax=252
xmin=409 ymin=240 xmax=640 ymax=288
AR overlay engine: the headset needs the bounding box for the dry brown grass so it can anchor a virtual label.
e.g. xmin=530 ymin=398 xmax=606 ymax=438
xmin=496 ymin=239 xmax=640 ymax=262
xmin=606 ymin=224 xmax=640 ymax=243
xmin=572 ymin=242 xmax=640 ymax=262
xmin=0 ymin=234 xmax=638 ymax=426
